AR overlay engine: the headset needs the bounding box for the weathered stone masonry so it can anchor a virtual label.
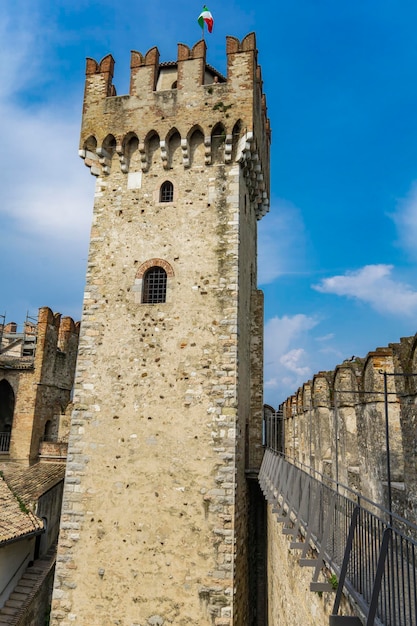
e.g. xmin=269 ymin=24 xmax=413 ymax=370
xmin=0 ymin=307 xmax=80 ymax=466
xmin=280 ymin=335 xmax=417 ymax=521
xmin=51 ymin=34 xmax=270 ymax=626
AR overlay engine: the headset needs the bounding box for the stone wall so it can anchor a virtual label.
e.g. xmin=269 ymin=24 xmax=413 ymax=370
xmin=278 ymin=334 xmax=417 ymax=519
xmin=266 ymin=504 xmax=357 ymax=625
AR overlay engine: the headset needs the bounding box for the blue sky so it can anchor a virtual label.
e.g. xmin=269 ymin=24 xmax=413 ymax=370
xmin=2 ymin=0 xmax=417 ymax=408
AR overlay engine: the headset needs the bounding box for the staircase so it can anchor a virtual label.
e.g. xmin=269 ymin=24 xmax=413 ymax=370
xmin=0 ymin=549 xmax=55 ymax=625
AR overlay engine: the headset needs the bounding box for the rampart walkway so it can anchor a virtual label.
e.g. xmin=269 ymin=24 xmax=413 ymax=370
xmin=259 ymin=448 xmax=417 ymax=626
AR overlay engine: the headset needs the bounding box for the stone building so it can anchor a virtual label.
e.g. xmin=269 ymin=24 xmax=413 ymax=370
xmin=51 ymin=33 xmax=270 ymax=626
xmin=0 ymin=308 xmax=79 ymax=624
xmin=0 ymin=307 xmax=80 ymax=465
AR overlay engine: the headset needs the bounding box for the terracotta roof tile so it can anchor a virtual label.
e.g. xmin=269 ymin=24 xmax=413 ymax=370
xmin=0 ymin=476 xmax=43 ymax=544
xmin=0 ymin=462 xmax=65 ymax=505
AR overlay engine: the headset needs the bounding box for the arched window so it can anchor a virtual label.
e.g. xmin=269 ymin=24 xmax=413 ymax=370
xmin=160 ymin=181 xmax=174 ymax=203
xmin=142 ymin=267 xmax=167 ymax=304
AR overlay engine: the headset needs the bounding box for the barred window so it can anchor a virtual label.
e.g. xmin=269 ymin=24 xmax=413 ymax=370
xmin=142 ymin=267 xmax=167 ymax=304
xmin=160 ymin=181 xmax=174 ymax=203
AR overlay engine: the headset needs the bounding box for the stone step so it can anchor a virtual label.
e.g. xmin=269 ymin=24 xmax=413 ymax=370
xmin=0 ymin=549 xmax=56 ymax=624
xmin=18 ymin=575 xmax=38 ymax=584
xmin=14 ymin=584 xmax=34 ymax=594
xmin=4 ymin=599 xmax=24 ymax=609
xmin=0 ymin=606 xmax=20 ymax=616
xmin=8 ymin=592 xmax=27 ymax=602
xmin=15 ymin=577 xmax=36 ymax=587
xmin=20 ymin=572 xmax=38 ymax=580
xmin=25 ymin=567 xmax=44 ymax=575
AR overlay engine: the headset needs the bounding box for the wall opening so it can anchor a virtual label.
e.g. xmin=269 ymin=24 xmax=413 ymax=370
xmin=142 ymin=267 xmax=168 ymax=304
xmin=0 ymin=380 xmax=15 ymax=452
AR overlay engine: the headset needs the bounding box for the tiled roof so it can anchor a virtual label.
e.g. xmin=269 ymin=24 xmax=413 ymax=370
xmin=0 ymin=476 xmax=43 ymax=544
xmin=0 ymin=355 xmax=34 ymax=369
xmin=0 ymin=462 xmax=65 ymax=505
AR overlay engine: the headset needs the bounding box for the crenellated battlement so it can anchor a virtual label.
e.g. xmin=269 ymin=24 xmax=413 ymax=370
xmin=278 ymin=333 xmax=417 ymax=518
xmin=79 ymin=33 xmax=271 ymax=219
xmin=282 ymin=345 xmax=404 ymax=413
xmin=36 ymin=307 xmax=80 ymax=358
xmin=0 ymin=308 xmax=79 ymax=366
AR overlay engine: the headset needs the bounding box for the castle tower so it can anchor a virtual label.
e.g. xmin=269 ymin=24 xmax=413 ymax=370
xmin=51 ymin=33 xmax=270 ymax=626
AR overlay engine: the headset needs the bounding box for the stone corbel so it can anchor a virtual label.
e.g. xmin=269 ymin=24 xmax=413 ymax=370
xmin=204 ymin=136 xmax=211 ymax=165
xmin=139 ymin=142 xmax=148 ymax=172
xmin=160 ymin=140 xmax=169 ymax=169
xmin=116 ymin=144 xmax=129 ymax=174
xmin=237 ymin=131 xmax=254 ymax=163
xmin=79 ymin=149 xmax=101 ymax=177
xmin=224 ymin=134 xmax=233 ymax=163
xmin=181 ymin=138 xmax=190 ymax=168
xmin=257 ymin=193 xmax=270 ymax=219
xmin=96 ymin=147 xmax=112 ymax=175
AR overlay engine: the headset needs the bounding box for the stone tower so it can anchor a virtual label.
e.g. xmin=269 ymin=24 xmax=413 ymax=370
xmin=51 ymin=33 xmax=270 ymax=626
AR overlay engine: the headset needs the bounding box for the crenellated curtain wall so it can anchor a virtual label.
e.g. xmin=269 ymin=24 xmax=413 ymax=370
xmin=277 ymin=335 xmax=417 ymax=519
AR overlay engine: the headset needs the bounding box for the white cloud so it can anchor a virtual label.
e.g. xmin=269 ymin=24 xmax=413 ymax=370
xmin=392 ymin=182 xmax=417 ymax=259
xmin=258 ymin=199 xmax=306 ymax=284
xmin=313 ymin=264 xmax=417 ymax=316
xmin=280 ymin=348 xmax=311 ymax=377
xmin=0 ymin=2 xmax=94 ymax=326
xmin=315 ymin=333 xmax=334 ymax=342
xmin=264 ymin=314 xmax=319 ymax=405
xmin=0 ymin=101 xmax=94 ymax=242
xmin=1 ymin=15 xmax=34 ymax=96
xmin=0 ymin=2 xmax=94 ymax=249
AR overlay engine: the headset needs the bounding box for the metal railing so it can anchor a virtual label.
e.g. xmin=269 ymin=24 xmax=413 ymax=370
xmin=0 ymin=432 xmax=11 ymax=452
xmin=259 ymin=449 xmax=417 ymax=626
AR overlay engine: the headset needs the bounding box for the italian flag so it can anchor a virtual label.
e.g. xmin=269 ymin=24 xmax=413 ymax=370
xmin=198 ymin=6 xmax=214 ymax=33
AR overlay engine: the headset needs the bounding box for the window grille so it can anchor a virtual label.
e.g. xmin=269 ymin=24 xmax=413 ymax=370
xmin=142 ymin=267 xmax=167 ymax=304
xmin=160 ymin=181 xmax=174 ymax=203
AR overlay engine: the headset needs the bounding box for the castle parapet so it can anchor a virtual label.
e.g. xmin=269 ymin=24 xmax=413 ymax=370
xmin=79 ymin=34 xmax=270 ymax=219
xmin=177 ymin=40 xmax=206 ymax=90
xmin=35 ymin=307 xmax=80 ymax=385
xmin=277 ymin=336 xmax=417 ymax=516
xmin=130 ymin=47 xmax=159 ymax=95
xmin=84 ymin=55 xmax=115 ymax=102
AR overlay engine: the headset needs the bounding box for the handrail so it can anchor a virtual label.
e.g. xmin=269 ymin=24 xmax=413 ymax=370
xmin=259 ymin=450 xmax=417 ymax=626
xmin=263 ymin=413 xmax=417 ymax=536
